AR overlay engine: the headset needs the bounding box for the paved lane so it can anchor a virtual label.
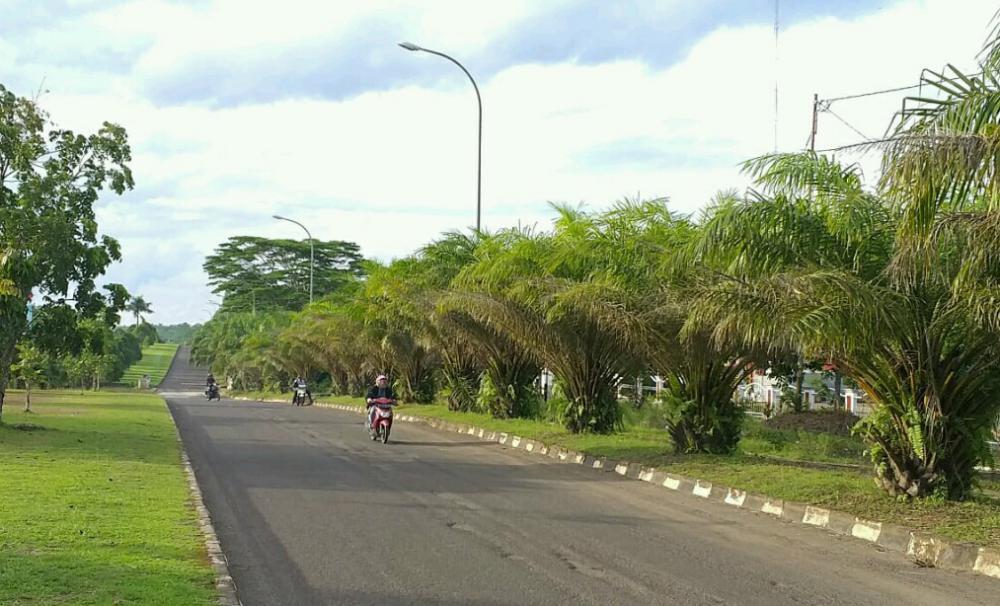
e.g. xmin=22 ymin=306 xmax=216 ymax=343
xmin=162 ymin=349 xmax=998 ymax=605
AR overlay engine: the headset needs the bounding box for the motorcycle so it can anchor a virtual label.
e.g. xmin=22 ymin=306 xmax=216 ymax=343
xmin=293 ymin=385 xmax=310 ymax=406
xmin=367 ymin=397 xmax=395 ymax=444
xmin=205 ymin=383 xmax=221 ymax=401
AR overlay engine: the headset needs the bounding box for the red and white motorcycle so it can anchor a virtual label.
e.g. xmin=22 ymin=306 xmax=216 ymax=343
xmin=367 ymin=397 xmax=395 ymax=444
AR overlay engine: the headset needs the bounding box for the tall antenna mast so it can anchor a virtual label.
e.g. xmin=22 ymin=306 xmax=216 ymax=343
xmin=773 ymin=0 xmax=780 ymax=152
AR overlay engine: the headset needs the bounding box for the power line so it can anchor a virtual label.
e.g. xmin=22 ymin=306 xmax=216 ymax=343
xmin=820 ymin=106 xmax=873 ymax=142
xmin=822 ymin=71 xmax=984 ymax=104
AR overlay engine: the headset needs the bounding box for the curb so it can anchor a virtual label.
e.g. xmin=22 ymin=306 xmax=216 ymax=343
xmin=230 ymin=395 xmax=1000 ymax=581
xmin=166 ymin=400 xmax=242 ymax=606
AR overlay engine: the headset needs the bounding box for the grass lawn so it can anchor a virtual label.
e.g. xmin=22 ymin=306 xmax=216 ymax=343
xmin=119 ymin=343 xmax=179 ymax=387
xmin=309 ymin=394 xmax=1000 ymax=548
xmin=0 ymin=390 xmax=217 ymax=605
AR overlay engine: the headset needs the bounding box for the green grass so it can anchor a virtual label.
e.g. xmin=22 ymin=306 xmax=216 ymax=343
xmin=0 ymin=390 xmax=217 ymax=605
xmin=311 ymin=394 xmax=1000 ymax=548
xmin=119 ymin=343 xmax=179 ymax=387
xmin=738 ymin=419 xmax=866 ymax=463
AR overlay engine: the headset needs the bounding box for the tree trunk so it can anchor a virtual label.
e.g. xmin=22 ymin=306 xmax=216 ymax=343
xmin=24 ymin=380 xmax=31 ymax=413
xmin=833 ymin=372 xmax=842 ymax=411
xmin=794 ymin=364 xmax=805 ymax=413
xmin=0 ymin=351 xmax=12 ymax=423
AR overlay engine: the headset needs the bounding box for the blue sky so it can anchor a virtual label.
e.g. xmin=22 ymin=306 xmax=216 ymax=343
xmin=0 ymin=0 xmax=993 ymax=323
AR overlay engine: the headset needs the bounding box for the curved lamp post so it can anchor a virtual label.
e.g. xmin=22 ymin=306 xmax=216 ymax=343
xmin=399 ymin=41 xmax=483 ymax=231
xmin=273 ymin=215 xmax=314 ymax=304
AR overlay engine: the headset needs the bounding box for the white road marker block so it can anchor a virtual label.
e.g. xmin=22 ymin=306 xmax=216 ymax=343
xmin=511 ymin=436 xmax=522 ymax=448
xmin=725 ymin=489 xmax=746 ymax=507
xmin=693 ymin=480 xmax=712 ymax=498
xmin=803 ymin=506 xmax=831 ymax=527
xmin=663 ymin=476 xmax=681 ymax=490
xmin=851 ymin=519 xmax=882 ymax=543
xmin=761 ymin=500 xmax=784 ymax=517
xmin=525 ymin=442 xmax=534 ymax=452
xmin=614 ymin=463 xmax=629 ymax=476
xmin=639 ymin=469 xmax=654 ymax=482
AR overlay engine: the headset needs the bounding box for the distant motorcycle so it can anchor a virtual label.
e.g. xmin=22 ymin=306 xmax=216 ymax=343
xmin=368 ymin=397 xmax=395 ymax=444
xmin=292 ymin=385 xmax=310 ymax=406
xmin=205 ymin=383 xmax=221 ymax=401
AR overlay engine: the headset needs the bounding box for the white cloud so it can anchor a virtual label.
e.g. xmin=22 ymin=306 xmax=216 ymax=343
xmin=3 ymin=0 xmax=996 ymax=323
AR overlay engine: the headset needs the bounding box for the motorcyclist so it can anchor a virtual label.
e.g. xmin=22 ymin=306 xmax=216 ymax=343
xmin=291 ymin=375 xmax=313 ymax=405
xmin=206 ymin=373 xmax=218 ymax=399
xmin=366 ymin=375 xmax=396 ymax=429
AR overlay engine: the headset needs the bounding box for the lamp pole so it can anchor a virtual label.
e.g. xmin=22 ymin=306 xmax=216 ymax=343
xmin=273 ymin=215 xmax=314 ymax=304
xmin=399 ymin=41 xmax=483 ymax=231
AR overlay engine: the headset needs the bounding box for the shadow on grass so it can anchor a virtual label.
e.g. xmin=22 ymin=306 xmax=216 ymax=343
xmin=0 ymin=547 xmax=215 ymax=606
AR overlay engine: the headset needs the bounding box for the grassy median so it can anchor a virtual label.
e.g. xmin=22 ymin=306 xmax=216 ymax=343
xmin=0 ymin=390 xmax=216 ymax=606
xmin=119 ymin=343 xmax=179 ymax=387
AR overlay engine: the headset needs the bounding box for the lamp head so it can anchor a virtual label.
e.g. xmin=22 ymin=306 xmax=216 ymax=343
xmin=399 ymin=41 xmax=422 ymax=52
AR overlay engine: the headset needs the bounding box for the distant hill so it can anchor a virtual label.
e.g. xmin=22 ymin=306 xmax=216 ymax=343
xmin=153 ymin=323 xmax=202 ymax=344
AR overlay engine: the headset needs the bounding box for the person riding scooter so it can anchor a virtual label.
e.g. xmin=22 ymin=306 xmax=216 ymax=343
xmin=205 ymin=373 xmax=220 ymax=401
xmin=291 ymin=375 xmax=313 ymax=405
xmin=366 ymin=375 xmax=396 ymax=430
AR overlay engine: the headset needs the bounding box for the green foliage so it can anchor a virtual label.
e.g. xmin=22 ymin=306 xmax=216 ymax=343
xmin=153 ymin=323 xmax=201 ymax=344
xmin=0 ymin=84 xmax=133 ymax=419
xmin=204 ymin=235 xmax=363 ymax=314
xmin=688 ymin=32 xmax=1000 ymax=499
xmin=124 ymin=295 xmax=152 ymax=326
xmin=129 ymin=320 xmax=160 ymax=346
xmin=661 ymin=390 xmax=744 ymax=455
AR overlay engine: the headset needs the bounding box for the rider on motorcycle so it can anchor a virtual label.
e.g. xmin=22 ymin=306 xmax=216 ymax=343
xmin=206 ymin=373 xmax=219 ymax=399
xmin=291 ymin=375 xmax=313 ymax=405
xmin=366 ymin=375 xmax=396 ymax=429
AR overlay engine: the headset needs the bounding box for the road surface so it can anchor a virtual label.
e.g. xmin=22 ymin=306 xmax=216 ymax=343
xmin=162 ymin=349 xmax=998 ymax=605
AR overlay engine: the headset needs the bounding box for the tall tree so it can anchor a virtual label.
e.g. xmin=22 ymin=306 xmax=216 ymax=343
xmin=125 ymin=295 xmax=152 ymax=326
xmin=11 ymin=343 xmax=46 ymax=412
xmin=0 ymin=84 xmax=133 ymax=420
xmin=204 ymin=236 xmax=363 ymax=313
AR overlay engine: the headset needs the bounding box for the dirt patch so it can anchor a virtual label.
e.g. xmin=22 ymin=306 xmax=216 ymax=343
xmin=763 ymin=410 xmax=861 ymax=437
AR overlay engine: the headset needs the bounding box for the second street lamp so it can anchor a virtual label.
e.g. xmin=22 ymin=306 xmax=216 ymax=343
xmin=273 ymin=215 xmax=314 ymax=305
xmin=399 ymin=41 xmax=483 ymax=231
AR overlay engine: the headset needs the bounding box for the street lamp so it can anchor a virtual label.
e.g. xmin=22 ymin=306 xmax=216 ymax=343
xmin=399 ymin=41 xmax=483 ymax=231
xmin=273 ymin=215 xmax=314 ymax=304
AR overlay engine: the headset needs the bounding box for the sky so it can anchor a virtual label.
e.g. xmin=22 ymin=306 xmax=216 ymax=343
xmin=1 ymin=0 xmax=996 ymax=324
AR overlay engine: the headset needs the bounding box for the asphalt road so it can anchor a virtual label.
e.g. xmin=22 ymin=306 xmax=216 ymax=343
xmin=162 ymin=349 xmax=998 ymax=606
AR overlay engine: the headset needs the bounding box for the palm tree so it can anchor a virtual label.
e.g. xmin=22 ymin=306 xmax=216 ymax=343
xmin=688 ymin=62 xmax=1000 ymax=501
xmin=125 ymin=295 xmax=152 ymax=326
xmin=450 ymin=206 xmax=666 ymax=433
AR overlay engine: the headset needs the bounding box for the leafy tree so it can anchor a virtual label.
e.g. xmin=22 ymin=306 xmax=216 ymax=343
xmin=204 ymin=236 xmax=363 ymax=313
xmin=0 ymin=84 xmax=133 ymax=420
xmin=125 ymin=295 xmax=152 ymax=326
xmin=451 ymin=209 xmax=648 ymax=432
xmin=11 ymin=342 xmax=47 ymax=412
xmin=690 ymin=129 xmax=1000 ymax=498
xmin=130 ymin=321 xmax=159 ymax=346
